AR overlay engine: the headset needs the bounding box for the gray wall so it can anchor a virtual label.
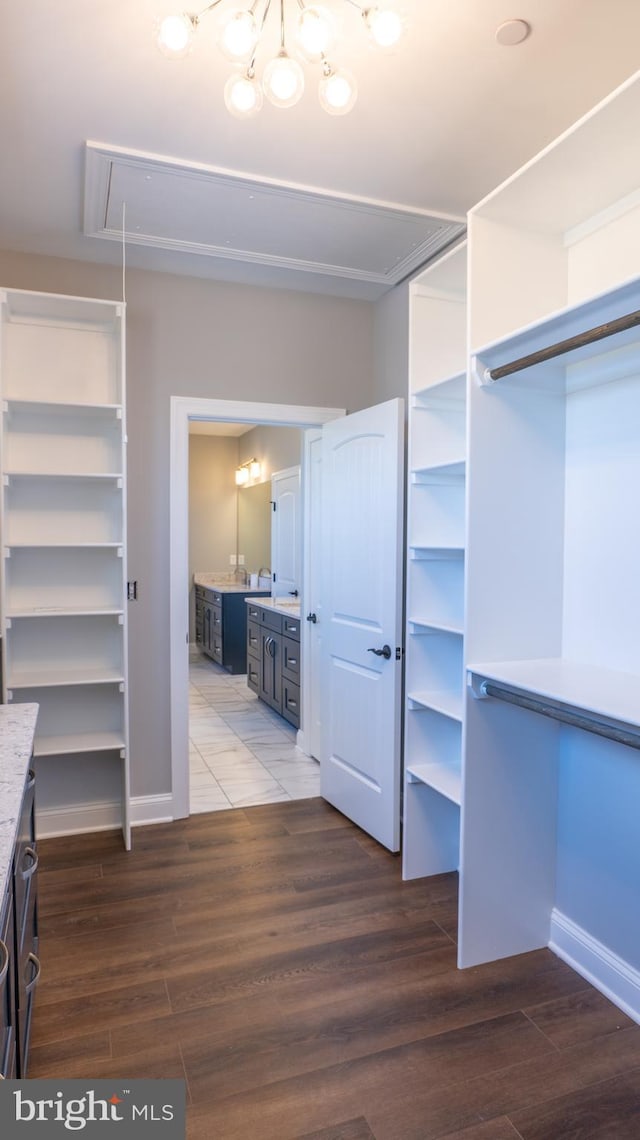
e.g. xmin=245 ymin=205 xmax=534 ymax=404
xmin=372 ymin=282 xmax=410 ymax=404
xmin=0 ymin=249 xmax=375 ymax=802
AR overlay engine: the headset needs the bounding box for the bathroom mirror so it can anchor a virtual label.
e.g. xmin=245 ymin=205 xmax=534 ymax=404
xmin=237 ymin=481 xmax=271 ymax=574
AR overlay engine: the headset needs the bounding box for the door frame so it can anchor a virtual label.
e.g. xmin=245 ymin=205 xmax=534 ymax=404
xmin=170 ymin=396 xmax=344 ymax=820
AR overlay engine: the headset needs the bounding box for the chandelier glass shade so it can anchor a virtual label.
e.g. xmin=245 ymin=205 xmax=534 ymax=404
xmin=156 ymin=1 xmax=404 ymax=117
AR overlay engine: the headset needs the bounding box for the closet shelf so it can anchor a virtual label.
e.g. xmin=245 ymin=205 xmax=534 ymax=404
xmin=473 ymin=277 xmax=640 ymax=390
xmin=5 ymin=542 xmax=123 ymax=551
xmin=34 ymin=731 xmax=126 ymax=758
xmin=413 ymin=371 xmax=466 ymax=405
xmin=412 ymin=458 xmax=466 ymax=481
xmin=406 ymin=761 xmax=462 ymax=805
xmin=3 ymin=470 xmax=123 ymax=482
xmin=468 ymin=657 xmax=640 ymax=733
xmin=410 ymin=545 xmax=465 ymax=561
xmin=407 ymin=689 xmax=463 ymax=721
xmin=408 ymin=617 xmax=464 ymax=637
xmin=3 ymin=399 xmax=123 ymax=416
xmin=6 ymin=606 xmax=124 ymax=618
xmin=7 ymin=667 xmax=125 ymax=690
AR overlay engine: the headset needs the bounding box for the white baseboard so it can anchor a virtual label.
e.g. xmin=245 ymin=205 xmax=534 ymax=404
xmin=550 ymin=908 xmax=640 ymax=1025
xmin=35 ymin=794 xmax=174 ymax=840
xmin=130 ymin=793 xmax=175 ymax=828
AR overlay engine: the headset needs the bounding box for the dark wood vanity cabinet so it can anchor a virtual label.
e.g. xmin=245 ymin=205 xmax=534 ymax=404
xmin=195 ymin=586 xmax=269 ymax=674
xmin=0 ymin=767 xmax=39 ymax=1079
xmin=14 ymin=769 xmax=39 ymax=1076
xmin=0 ymin=884 xmax=17 ymax=1079
xmin=246 ymin=604 xmax=301 ymax=728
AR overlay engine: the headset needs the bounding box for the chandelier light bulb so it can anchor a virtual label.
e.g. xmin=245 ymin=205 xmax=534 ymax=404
xmin=263 ymin=53 xmax=305 ymax=108
xmin=296 ymin=5 xmax=335 ymax=61
xmin=219 ymin=9 xmax=259 ymax=61
xmin=224 ymin=72 xmax=263 ymax=117
xmin=365 ymin=6 xmax=403 ymax=49
xmin=156 ymin=13 xmax=194 ymax=58
xmin=319 ymin=67 xmax=358 ymax=115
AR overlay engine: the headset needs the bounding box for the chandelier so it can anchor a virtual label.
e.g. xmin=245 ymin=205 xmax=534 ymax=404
xmin=156 ymin=1 xmax=404 ymax=117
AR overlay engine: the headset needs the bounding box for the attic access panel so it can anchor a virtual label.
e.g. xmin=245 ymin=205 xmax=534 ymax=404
xmin=84 ymin=143 xmax=465 ymax=290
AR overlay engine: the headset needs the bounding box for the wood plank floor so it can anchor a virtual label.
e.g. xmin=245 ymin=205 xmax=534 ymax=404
xmin=29 ymin=798 xmax=640 ymax=1139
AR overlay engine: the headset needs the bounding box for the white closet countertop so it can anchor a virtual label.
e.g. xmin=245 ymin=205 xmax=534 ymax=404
xmin=0 ymin=703 xmax=38 ymax=900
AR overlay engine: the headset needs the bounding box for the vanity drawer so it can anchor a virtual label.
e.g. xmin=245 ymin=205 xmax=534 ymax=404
xmin=282 ymin=636 xmax=300 ymax=682
xmin=247 ymin=620 xmax=260 ymax=656
xmin=282 ymin=679 xmax=300 ymax=728
xmin=283 ymin=615 xmax=300 ymax=640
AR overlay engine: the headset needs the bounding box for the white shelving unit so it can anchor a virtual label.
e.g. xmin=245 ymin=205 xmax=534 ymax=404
xmin=0 ymin=288 xmax=130 ymax=848
xmin=402 ymin=242 xmax=467 ymax=881
xmin=460 ymin=69 xmax=640 ymax=1016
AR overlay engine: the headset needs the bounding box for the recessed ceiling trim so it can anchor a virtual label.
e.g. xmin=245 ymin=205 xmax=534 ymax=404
xmin=84 ymin=142 xmax=465 ymax=288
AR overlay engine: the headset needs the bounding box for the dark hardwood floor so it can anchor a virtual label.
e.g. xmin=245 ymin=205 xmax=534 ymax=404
xmin=29 ymin=798 xmax=640 ymax=1139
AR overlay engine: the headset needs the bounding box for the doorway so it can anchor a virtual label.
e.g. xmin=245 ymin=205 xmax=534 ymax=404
xmin=170 ymin=396 xmax=345 ymax=820
xmin=188 ymin=426 xmax=309 ymax=812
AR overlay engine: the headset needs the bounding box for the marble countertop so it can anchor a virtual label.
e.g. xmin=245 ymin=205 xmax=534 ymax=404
xmin=0 ymin=703 xmax=38 ymax=904
xmin=245 ymin=597 xmax=301 ymax=619
xmin=193 ymin=573 xmax=271 ymax=593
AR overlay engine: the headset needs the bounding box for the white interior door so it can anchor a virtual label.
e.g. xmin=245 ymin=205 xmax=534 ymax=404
xmin=320 ymin=397 xmax=405 ymax=851
xmin=271 ymin=465 xmax=300 ymax=597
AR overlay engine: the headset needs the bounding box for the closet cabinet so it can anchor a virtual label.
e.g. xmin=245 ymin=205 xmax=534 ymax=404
xmin=402 ymin=242 xmax=467 ymax=880
xmin=0 ymin=289 xmax=130 ymax=849
xmin=460 ymin=68 xmax=640 ymax=1004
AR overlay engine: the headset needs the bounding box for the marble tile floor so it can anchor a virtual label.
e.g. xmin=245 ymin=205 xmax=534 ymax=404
xmin=189 ymin=652 xmax=320 ymax=813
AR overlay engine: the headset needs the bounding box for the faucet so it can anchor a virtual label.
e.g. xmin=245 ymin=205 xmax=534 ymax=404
xmin=233 ymin=565 xmax=248 ymax=584
xmin=258 ymin=567 xmax=271 ymax=578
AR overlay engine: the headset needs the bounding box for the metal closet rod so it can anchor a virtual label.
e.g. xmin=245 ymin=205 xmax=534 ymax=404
xmin=481 ymin=681 xmax=640 ymax=751
xmin=486 ymin=306 xmax=640 ymax=382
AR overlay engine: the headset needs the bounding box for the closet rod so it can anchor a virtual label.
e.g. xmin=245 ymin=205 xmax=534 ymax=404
xmin=486 ymin=307 xmax=640 ymax=382
xmin=481 ymin=681 xmax=640 ymax=751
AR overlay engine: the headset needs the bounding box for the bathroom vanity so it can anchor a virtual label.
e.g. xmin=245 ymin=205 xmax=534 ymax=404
xmin=245 ymin=599 xmax=301 ymax=728
xmin=193 ymin=576 xmax=270 ymax=674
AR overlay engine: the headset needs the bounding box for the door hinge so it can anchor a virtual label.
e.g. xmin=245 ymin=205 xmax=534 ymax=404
xmin=271 ymin=500 xmax=276 ymax=511
xmin=396 ymin=647 xmax=404 ymax=660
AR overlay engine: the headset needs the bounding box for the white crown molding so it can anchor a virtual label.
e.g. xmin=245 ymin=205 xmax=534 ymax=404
xmin=84 ymin=142 xmax=466 ymax=289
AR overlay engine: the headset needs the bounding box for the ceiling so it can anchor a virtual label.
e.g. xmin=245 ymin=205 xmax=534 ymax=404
xmin=2 ymin=0 xmax=640 ymax=300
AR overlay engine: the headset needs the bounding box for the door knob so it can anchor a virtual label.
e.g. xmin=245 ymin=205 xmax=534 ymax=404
xmin=368 ymin=644 xmax=392 ymax=659
xmin=306 ymin=612 xmax=317 ymax=623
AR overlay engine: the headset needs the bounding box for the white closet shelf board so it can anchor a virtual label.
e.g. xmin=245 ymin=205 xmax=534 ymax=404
xmin=412 ymin=459 xmax=466 ymax=480
xmin=470 ymin=73 xmax=640 ymax=237
xmin=6 ymin=606 xmax=124 ymax=618
xmin=406 ymin=761 xmax=462 ymax=805
xmin=1 ymin=289 xmax=122 ymax=326
xmin=413 ymin=372 xmax=466 ymax=404
xmin=5 ymin=544 xmax=123 ymax=552
xmin=4 ymin=472 xmax=123 ymax=482
xmin=407 ymin=689 xmax=463 ymax=721
xmin=4 ymin=400 xmax=122 ymax=416
xmin=7 ymin=667 xmax=125 ymax=689
xmin=34 ymin=731 xmax=126 ymax=757
xmin=473 ymin=277 xmax=640 ymax=387
xmin=409 ymin=618 xmax=464 ymax=636
xmin=468 ymin=658 xmax=640 ymax=732
xmin=410 ymin=546 xmax=464 ymax=560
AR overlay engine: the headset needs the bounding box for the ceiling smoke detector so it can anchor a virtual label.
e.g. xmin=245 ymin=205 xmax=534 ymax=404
xmin=495 ymin=19 xmax=531 ymax=46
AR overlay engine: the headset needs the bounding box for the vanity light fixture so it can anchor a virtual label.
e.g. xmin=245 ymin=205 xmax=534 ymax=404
xmin=235 ymin=457 xmax=261 ymax=484
xmin=156 ymin=0 xmax=404 ymax=117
